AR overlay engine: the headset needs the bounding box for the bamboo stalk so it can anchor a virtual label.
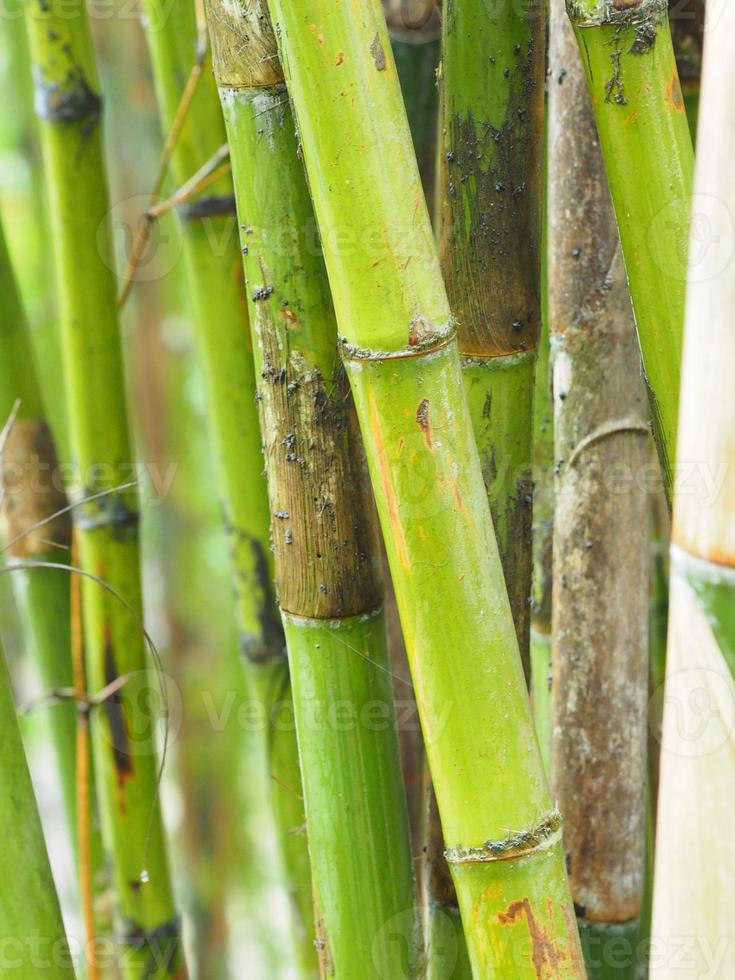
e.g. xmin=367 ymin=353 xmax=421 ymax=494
xmin=22 ymin=3 xmax=182 ymax=975
xmin=0 ymin=10 xmax=69 ymax=463
xmin=384 ymin=0 xmax=441 ymax=887
xmin=566 ymin=0 xmax=694 ymax=500
xmin=0 ymin=214 xmax=77 ymax=839
xmin=651 ymin=5 xmax=735 ymax=968
xmin=548 ymin=2 xmax=650 ymax=975
xmin=206 ymin=3 xmax=418 ymax=974
xmin=264 ymin=1 xmax=585 ymax=973
xmin=137 ymin=2 xmax=315 ymax=969
xmin=0 ymin=642 xmax=75 ymax=979
xmin=70 ymin=532 xmax=100 ymax=980
xmin=438 ymin=0 xmax=545 ymax=673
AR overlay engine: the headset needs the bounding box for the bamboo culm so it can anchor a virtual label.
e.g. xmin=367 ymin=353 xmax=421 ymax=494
xmin=0 ymin=214 xmax=77 ymax=843
xmin=138 ymin=1 xmax=314 ymax=968
xmin=566 ymin=0 xmax=694 ymax=500
xmin=652 ymin=2 xmax=735 ymax=969
xmin=22 ymin=1 xmax=182 ymax=973
xmin=206 ymin=2 xmax=419 ymax=975
xmin=264 ymin=0 xmax=585 ymax=973
xmin=548 ymin=2 xmax=650 ymax=974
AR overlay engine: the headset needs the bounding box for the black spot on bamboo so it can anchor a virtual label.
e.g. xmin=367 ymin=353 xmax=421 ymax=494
xmin=34 ymin=68 xmax=102 ymax=125
xmin=416 ymin=398 xmax=433 ymax=448
xmin=103 ymin=629 xmax=134 ymax=788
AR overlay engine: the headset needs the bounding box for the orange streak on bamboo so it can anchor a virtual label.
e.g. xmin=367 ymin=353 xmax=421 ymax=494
xmin=368 ymin=389 xmax=411 ymax=573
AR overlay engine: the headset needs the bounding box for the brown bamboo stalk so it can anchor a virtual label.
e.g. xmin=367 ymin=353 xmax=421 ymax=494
xmin=548 ymin=0 xmax=650 ymax=972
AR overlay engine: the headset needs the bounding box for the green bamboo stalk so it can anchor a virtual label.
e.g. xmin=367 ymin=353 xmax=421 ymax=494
xmin=137 ymin=3 xmax=315 ymax=970
xmin=668 ymin=0 xmax=704 ymax=137
xmin=132 ymin=291 xmax=241 ymax=977
xmin=438 ymin=0 xmax=545 ymax=673
xmin=0 ymin=214 xmax=76 ymax=839
xmin=548 ymin=3 xmax=649 ymax=975
xmin=0 ymin=643 xmax=75 ymax=979
xmin=388 ymin=14 xmax=467 ymax=967
xmin=264 ymin=1 xmax=584 ymax=973
xmin=22 ymin=3 xmax=182 ymax=975
xmin=567 ymin=0 xmax=694 ymax=500
xmin=206 ymin=4 xmax=418 ymax=975
xmin=652 ymin=5 xmax=735 ymax=966
xmin=0 ymin=7 xmax=68 ymax=463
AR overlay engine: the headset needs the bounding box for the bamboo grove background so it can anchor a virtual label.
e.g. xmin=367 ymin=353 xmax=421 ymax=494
xmin=0 ymin=0 xmax=732 ymax=977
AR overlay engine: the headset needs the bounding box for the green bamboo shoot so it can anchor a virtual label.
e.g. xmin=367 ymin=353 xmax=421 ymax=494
xmin=23 ymin=1 xmax=182 ymax=974
xmin=566 ymin=0 xmax=694 ymax=499
xmin=652 ymin=5 xmax=735 ymax=970
xmin=206 ymin=3 xmax=418 ymax=974
xmin=548 ymin=2 xmax=649 ymax=974
xmin=264 ymin=1 xmax=584 ymax=973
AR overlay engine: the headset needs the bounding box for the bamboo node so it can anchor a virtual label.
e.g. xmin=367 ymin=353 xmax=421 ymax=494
xmin=563 ymin=417 xmax=650 ymax=471
xmin=34 ymin=72 xmax=102 ymax=124
xmin=339 ymin=321 xmax=457 ymax=362
xmin=566 ymin=0 xmax=667 ymax=29
xmin=116 ymin=914 xmax=182 ymax=973
xmin=72 ymin=491 xmax=139 ymax=534
xmin=445 ymin=810 xmax=563 ymax=865
xmin=177 ymin=194 xmax=237 ymax=220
